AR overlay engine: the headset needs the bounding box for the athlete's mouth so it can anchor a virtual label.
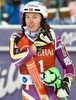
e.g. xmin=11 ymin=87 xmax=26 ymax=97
xmin=29 ymin=25 xmax=35 ymax=28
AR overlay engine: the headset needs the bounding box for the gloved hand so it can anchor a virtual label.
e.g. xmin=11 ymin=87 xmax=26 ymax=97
xmin=43 ymin=67 xmax=62 ymax=90
xmin=56 ymin=77 xmax=72 ymax=98
xmin=43 ymin=28 xmax=55 ymax=42
xmin=10 ymin=32 xmax=21 ymax=44
xmin=34 ymin=29 xmax=55 ymax=51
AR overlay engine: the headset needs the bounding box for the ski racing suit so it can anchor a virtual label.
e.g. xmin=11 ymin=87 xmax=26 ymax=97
xmin=10 ymin=28 xmax=75 ymax=100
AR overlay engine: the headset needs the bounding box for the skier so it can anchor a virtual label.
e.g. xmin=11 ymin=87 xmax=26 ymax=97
xmin=10 ymin=1 xmax=75 ymax=100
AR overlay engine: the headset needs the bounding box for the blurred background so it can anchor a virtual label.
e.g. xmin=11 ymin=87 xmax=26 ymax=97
xmin=0 ymin=0 xmax=76 ymax=100
xmin=0 ymin=0 xmax=76 ymax=25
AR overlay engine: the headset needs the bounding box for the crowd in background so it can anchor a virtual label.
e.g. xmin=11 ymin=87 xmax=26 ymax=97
xmin=0 ymin=0 xmax=76 ymax=25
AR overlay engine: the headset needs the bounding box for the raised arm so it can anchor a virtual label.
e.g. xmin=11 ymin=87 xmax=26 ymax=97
xmin=9 ymin=32 xmax=37 ymax=67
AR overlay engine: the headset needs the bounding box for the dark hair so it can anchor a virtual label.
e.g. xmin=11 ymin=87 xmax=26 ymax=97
xmin=40 ymin=14 xmax=50 ymax=30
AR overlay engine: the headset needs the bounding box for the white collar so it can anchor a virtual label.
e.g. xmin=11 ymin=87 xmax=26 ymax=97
xmin=24 ymin=29 xmax=40 ymax=42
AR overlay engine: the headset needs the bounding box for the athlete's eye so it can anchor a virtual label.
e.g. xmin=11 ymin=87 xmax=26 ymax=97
xmin=26 ymin=16 xmax=30 ymax=19
xmin=33 ymin=16 xmax=37 ymax=19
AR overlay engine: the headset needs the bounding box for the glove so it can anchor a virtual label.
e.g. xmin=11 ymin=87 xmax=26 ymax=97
xmin=41 ymin=28 xmax=55 ymax=43
xmin=56 ymin=77 xmax=72 ymax=98
xmin=43 ymin=67 xmax=62 ymax=90
xmin=10 ymin=32 xmax=21 ymax=44
xmin=34 ymin=29 xmax=54 ymax=51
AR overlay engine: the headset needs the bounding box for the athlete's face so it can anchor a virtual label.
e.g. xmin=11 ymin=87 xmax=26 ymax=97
xmin=25 ymin=12 xmax=42 ymax=32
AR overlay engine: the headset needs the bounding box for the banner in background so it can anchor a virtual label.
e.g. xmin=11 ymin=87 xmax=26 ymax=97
xmin=0 ymin=26 xmax=76 ymax=47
